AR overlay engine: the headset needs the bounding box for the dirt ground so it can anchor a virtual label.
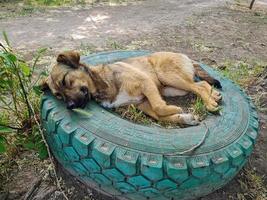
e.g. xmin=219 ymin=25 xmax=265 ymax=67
xmin=0 ymin=0 xmax=267 ymax=199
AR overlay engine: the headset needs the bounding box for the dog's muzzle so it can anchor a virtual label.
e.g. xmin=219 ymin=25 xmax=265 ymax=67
xmin=67 ymin=100 xmax=76 ymax=109
xmin=66 ymin=88 xmax=91 ymax=109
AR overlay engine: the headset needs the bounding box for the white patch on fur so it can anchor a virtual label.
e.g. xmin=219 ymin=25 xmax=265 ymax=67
xmin=162 ymin=87 xmax=188 ymax=97
xmin=101 ymin=91 xmax=144 ymax=108
xmin=179 ymin=54 xmax=195 ymax=78
xmin=101 ymin=101 xmax=114 ymax=108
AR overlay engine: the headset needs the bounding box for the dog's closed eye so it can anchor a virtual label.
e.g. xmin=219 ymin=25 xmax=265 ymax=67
xmin=62 ymin=72 xmax=68 ymax=86
xmin=54 ymin=92 xmax=62 ymax=100
xmin=61 ymin=72 xmax=73 ymax=88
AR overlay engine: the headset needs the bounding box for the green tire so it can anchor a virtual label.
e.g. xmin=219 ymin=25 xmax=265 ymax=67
xmin=41 ymin=50 xmax=259 ymax=200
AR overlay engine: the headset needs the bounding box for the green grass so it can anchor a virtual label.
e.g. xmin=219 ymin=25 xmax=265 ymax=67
xmin=106 ymin=38 xmax=126 ymax=50
xmin=235 ymin=168 xmax=267 ymax=200
xmin=115 ymin=105 xmax=153 ymax=126
xmin=115 ymin=104 xmax=181 ymax=128
xmin=0 ymin=0 xmax=141 ymax=19
xmin=191 ymin=41 xmax=214 ymax=53
xmin=114 ymin=94 xmax=211 ymax=128
xmin=0 ymin=33 xmax=50 ymax=194
xmin=219 ymin=60 xmax=266 ymax=86
xmin=79 ymin=42 xmax=97 ymax=56
xmin=219 ymin=59 xmax=266 ymax=112
xmin=192 ymin=97 xmax=208 ymax=120
xmin=0 ymin=5 xmax=40 ymax=19
xmin=0 ymin=33 xmax=48 ymax=159
xmin=24 ymin=0 xmax=85 ymax=6
xmin=1 ymin=0 xmax=139 ymax=7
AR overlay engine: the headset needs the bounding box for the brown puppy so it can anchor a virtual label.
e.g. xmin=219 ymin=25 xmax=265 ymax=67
xmin=41 ymin=51 xmax=222 ymax=126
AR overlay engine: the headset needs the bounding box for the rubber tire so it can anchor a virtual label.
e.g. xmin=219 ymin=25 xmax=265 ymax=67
xmin=41 ymin=50 xmax=259 ymax=200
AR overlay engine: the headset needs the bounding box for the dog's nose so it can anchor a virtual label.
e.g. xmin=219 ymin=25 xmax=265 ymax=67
xmin=67 ymin=100 xmax=76 ymax=109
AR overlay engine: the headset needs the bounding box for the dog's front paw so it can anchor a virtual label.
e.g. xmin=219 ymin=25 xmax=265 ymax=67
xmin=180 ymin=113 xmax=199 ymax=126
xmin=206 ymin=100 xmax=220 ymax=112
xmin=211 ymin=89 xmax=222 ymax=102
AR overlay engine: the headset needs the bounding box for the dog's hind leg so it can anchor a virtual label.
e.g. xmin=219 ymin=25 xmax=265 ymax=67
xmin=141 ymin=80 xmax=183 ymax=116
xmin=137 ymin=101 xmax=159 ymax=120
xmin=159 ymin=113 xmax=199 ymax=126
xmin=137 ymin=100 xmax=199 ymax=126
xmin=189 ymin=81 xmax=220 ymax=111
xmin=193 ymin=63 xmax=222 ymax=88
xmin=161 ymin=87 xmax=188 ymax=97
xmin=153 ymin=53 xmax=221 ymax=106
xmin=179 ymin=81 xmax=220 ymax=112
xmin=159 ymin=74 xmax=221 ymax=112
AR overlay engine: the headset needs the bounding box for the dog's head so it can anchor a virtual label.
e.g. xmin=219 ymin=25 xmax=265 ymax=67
xmin=41 ymin=51 xmax=103 ymax=109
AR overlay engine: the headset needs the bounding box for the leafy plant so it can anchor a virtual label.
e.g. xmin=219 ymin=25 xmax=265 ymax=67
xmin=0 ymin=31 xmax=47 ymax=159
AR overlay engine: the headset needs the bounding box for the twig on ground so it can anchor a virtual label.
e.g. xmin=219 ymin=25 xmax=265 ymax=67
xmin=32 ymin=186 xmax=57 ymax=200
xmin=0 ymin=123 xmax=22 ymax=130
xmin=88 ymin=15 xmax=97 ymax=29
xmin=249 ymin=0 xmax=256 ymax=9
xmin=165 ymin=122 xmax=210 ymax=156
xmin=28 ymin=102 xmax=69 ymax=200
xmin=23 ymin=177 xmax=42 ymax=200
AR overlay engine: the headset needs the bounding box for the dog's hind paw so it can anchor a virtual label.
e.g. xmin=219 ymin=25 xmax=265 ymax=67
xmin=211 ymin=89 xmax=222 ymax=102
xmin=180 ymin=114 xmax=200 ymax=126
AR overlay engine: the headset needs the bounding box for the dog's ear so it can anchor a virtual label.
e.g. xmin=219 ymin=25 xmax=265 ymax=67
xmin=84 ymin=66 xmax=108 ymax=91
xmin=57 ymin=51 xmax=80 ymax=69
xmin=91 ymin=71 xmax=108 ymax=91
xmin=79 ymin=63 xmax=108 ymax=90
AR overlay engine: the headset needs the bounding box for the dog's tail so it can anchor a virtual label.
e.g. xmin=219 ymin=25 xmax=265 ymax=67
xmin=193 ymin=62 xmax=222 ymax=88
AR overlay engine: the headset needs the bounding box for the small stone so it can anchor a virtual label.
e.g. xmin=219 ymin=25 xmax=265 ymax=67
xmin=149 ymin=159 xmax=157 ymax=164
xmin=174 ymin=162 xmax=183 ymax=168
xmin=243 ymin=141 xmax=249 ymax=146
xmin=218 ymin=65 xmax=226 ymax=70
xmin=0 ymin=192 xmax=8 ymax=200
xmin=100 ymin=143 xmax=108 ymax=151
xmin=197 ymin=161 xmax=205 ymax=166
xmin=80 ymin=134 xmax=88 ymax=141
xmin=233 ymin=150 xmax=239 ymax=155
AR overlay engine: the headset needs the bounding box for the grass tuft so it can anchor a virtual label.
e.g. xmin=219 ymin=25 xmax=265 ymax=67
xmin=192 ymin=97 xmax=208 ymax=120
xmin=236 ymin=168 xmax=267 ymax=199
xmin=115 ymin=105 xmax=153 ymax=126
xmin=114 ymin=94 xmax=212 ymax=128
xmin=219 ymin=60 xmax=266 ymax=86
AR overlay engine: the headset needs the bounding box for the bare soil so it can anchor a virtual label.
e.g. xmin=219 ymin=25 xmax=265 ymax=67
xmin=0 ymin=0 xmax=266 ymax=199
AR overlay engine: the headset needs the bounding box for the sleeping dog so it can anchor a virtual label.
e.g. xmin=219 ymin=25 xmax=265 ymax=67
xmin=41 ymin=51 xmax=222 ymax=126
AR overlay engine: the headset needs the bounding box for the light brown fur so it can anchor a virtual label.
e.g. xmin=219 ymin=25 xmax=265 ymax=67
xmin=41 ymin=51 xmax=222 ymax=126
